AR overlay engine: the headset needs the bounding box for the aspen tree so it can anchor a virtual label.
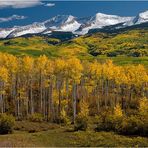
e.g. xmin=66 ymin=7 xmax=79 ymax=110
xmin=86 ymin=61 xmax=102 ymax=112
xmin=45 ymin=59 xmax=54 ymax=121
xmin=54 ymin=59 xmax=66 ymax=120
xmin=66 ymin=57 xmax=83 ymax=123
xmin=36 ymin=55 xmax=48 ymax=115
xmin=22 ymin=56 xmax=34 ymax=115
xmin=0 ymin=67 xmax=9 ymax=113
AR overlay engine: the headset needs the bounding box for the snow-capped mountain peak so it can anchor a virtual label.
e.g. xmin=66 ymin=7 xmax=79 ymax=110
xmin=76 ymin=12 xmax=133 ymax=35
xmin=44 ymin=15 xmax=71 ymax=28
xmin=0 ymin=10 xmax=147 ymax=39
xmin=7 ymin=23 xmax=46 ymax=38
xmin=94 ymin=12 xmax=132 ymax=26
xmin=139 ymin=11 xmax=148 ymax=19
xmin=59 ymin=15 xmax=81 ymax=32
xmin=65 ymin=15 xmax=75 ymax=23
xmin=43 ymin=15 xmax=81 ymax=33
xmin=134 ymin=10 xmax=148 ymax=24
xmin=0 ymin=27 xmax=18 ymax=39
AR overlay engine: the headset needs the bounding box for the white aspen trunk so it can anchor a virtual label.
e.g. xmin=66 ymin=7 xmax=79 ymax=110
xmin=0 ymin=82 xmax=3 ymax=113
xmin=73 ymin=83 xmax=77 ymax=123
xmin=49 ymin=81 xmax=53 ymax=121
xmin=40 ymin=71 xmax=43 ymax=114
xmin=30 ymin=79 xmax=34 ymax=115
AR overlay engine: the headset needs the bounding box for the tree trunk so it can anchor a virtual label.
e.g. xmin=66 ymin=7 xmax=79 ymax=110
xmin=30 ymin=79 xmax=34 ymax=115
xmin=73 ymin=83 xmax=77 ymax=123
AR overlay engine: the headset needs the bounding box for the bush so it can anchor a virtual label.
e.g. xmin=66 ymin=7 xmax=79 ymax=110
xmin=28 ymin=113 xmax=44 ymax=122
xmin=95 ymin=105 xmax=123 ymax=132
xmin=95 ymin=113 xmax=122 ymax=132
xmin=95 ymin=102 xmax=148 ymax=136
xmin=0 ymin=113 xmax=15 ymax=134
xmin=95 ymin=113 xmax=147 ymax=136
xmin=107 ymin=52 xmax=117 ymax=57
xmin=95 ymin=108 xmax=111 ymax=131
xmin=119 ymin=116 xmax=144 ymax=135
xmin=60 ymin=109 xmax=71 ymax=125
xmin=139 ymin=97 xmax=148 ymax=116
xmin=129 ymin=49 xmax=148 ymax=57
xmin=74 ymin=100 xmax=89 ymax=131
xmin=139 ymin=116 xmax=148 ymax=136
xmin=74 ymin=115 xmax=88 ymax=131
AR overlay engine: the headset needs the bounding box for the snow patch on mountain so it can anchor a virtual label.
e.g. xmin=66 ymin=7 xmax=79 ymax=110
xmin=134 ymin=10 xmax=148 ymax=24
xmin=7 ymin=23 xmax=46 ymax=38
xmin=0 ymin=28 xmax=17 ymax=38
xmin=43 ymin=15 xmax=81 ymax=33
xmin=59 ymin=16 xmax=81 ymax=32
xmin=77 ymin=13 xmax=133 ymax=35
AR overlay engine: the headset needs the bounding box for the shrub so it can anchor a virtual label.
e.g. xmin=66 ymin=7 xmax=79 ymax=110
xmin=107 ymin=52 xmax=117 ymax=57
xmin=130 ymin=51 xmax=142 ymax=57
xmin=74 ymin=100 xmax=89 ymax=131
xmin=60 ymin=109 xmax=71 ymax=125
xmin=95 ymin=102 xmax=148 ymax=136
xmin=95 ymin=105 xmax=123 ymax=132
xmin=95 ymin=108 xmax=112 ymax=131
xmin=74 ymin=115 xmax=88 ymax=131
xmin=0 ymin=113 xmax=15 ymax=134
xmin=79 ymin=100 xmax=89 ymax=117
xmin=95 ymin=113 xmax=122 ymax=132
xmin=124 ymin=108 xmax=138 ymax=117
xmin=139 ymin=116 xmax=148 ymax=136
xmin=28 ymin=113 xmax=44 ymax=122
xmin=119 ymin=115 xmax=144 ymax=135
xmin=129 ymin=49 xmax=148 ymax=57
xmin=139 ymin=97 xmax=148 ymax=116
xmin=95 ymin=115 xmax=123 ymax=133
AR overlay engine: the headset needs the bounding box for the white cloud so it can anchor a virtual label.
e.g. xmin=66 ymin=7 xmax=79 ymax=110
xmin=45 ymin=3 xmax=55 ymax=7
xmin=0 ymin=15 xmax=27 ymax=23
xmin=0 ymin=0 xmax=44 ymax=9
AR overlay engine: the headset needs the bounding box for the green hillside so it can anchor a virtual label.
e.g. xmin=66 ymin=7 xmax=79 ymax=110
xmin=0 ymin=28 xmax=147 ymax=65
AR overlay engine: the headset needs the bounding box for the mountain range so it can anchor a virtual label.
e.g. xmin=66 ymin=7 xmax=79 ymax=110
xmin=0 ymin=10 xmax=148 ymax=39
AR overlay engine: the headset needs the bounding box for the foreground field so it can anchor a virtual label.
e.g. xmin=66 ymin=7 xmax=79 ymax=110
xmin=0 ymin=124 xmax=148 ymax=147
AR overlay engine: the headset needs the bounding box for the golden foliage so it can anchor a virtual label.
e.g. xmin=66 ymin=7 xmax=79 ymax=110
xmin=139 ymin=97 xmax=148 ymax=116
xmin=114 ymin=104 xmax=123 ymax=118
xmin=79 ymin=100 xmax=89 ymax=117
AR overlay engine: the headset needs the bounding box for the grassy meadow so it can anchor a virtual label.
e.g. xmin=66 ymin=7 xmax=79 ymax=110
xmin=0 ymin=29 xmax=147 ymax=66
xmin=0 ymin=121 xmax=148 ymax=147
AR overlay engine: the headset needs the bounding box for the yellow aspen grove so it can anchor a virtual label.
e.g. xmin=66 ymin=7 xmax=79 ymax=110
xmin=0 ymin=67 xmax=9 ymax=113
xmin=54 ymin=59 xmax=66 ymax=121
xmin=85 ymin=61 xmax=102 ymax=112
xmin=66 ymin=57 xmax=83 ymax=123
xmin=35 ymin=55 xmax=49 ymax=115
xmin=45 ymin=59 xmax=54 ymax=121
xmin=4 ymin=55 xmax=19 ymax=117
xmin=0 ymin=53 xmax=147 ymax=125
xmin=22 ymin=56 xmax=34 ymax=116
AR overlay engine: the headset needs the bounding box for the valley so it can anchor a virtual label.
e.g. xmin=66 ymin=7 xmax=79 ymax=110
xmin=0 ymin=28 xmax=147 ymax=65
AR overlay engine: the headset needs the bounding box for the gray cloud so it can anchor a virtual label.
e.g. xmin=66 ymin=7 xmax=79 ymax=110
xmin=0 ymin=15 xmax=27 ymax=23
xmin=0 ymin=0 xmax=44 ymax=9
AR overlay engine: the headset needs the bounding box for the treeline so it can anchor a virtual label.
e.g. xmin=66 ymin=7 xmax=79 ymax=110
xmin=0 ymin=53 xmax=147 ymax=123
